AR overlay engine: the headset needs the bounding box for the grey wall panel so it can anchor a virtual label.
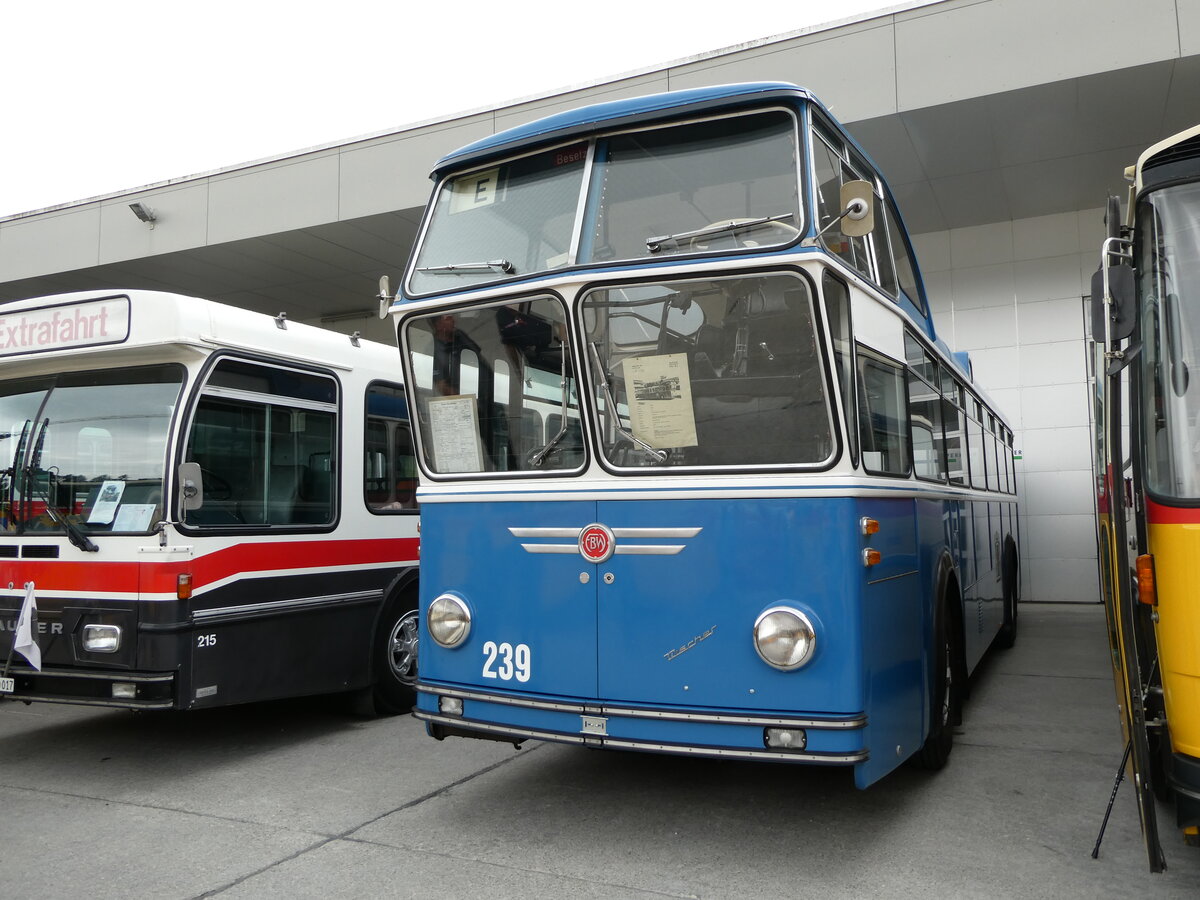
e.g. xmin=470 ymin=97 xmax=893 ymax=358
xmin=668 ymin=18 xmax=899 ymax=123
xmin=339 ymin=116 xmax=495 ymax=219
xmin=0 ymin=206 xmax=100 ymax=281
xmin=98 ymin=183 xmax=211 ymax=264
xmin=207 ymin=153 xmax=340 ymax=244
xmin=894 ymin=0 xmax=1180 ymax=110
xmin=1181 ymin=0 xmax=1200 ymax=57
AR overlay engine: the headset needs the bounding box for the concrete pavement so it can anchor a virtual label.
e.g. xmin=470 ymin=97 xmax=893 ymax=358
xmin=0 ymin=603 xmax=1196 ymax=898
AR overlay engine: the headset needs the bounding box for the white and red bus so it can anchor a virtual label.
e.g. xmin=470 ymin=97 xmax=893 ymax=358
xmin=0 ymin=290 xmax=419 ymax=712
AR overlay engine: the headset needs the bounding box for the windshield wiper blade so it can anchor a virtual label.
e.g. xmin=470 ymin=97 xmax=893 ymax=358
xmin=588 ymin=342 xmax=668 ymax=465
xmin=528 ymin=343 xmax=572 ymax=469
xmin=417 ymin=259 xmax=515 ymax=275
xmin=23 ymin=418 xmax=98 ymax=552
xmin=647 ymin=213 xmax=795 ymax=253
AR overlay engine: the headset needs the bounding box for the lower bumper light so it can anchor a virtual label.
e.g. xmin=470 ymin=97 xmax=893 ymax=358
xmin=764 ymin=727 xmax=807 ymax=750
xmin=112 ymin=683 xmax=137 ymax=700
xmin=439 ymin=696 xmax=464 ymax=717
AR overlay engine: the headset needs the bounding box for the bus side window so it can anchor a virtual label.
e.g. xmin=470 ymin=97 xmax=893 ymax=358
xmin=365 ymin=383 xmax=419 ymax=512
xmin=184 ymin=360 xmax=338 ymax=529
xmin=822 ymin=272 xmax=857 ymax=467
xmin=857 ymin=349 xmax=911 ymax=476
xmin=884 ymin=197 xmax=925 ymax=315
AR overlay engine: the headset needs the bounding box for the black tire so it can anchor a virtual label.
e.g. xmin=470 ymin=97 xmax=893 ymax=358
xmin=996 ymin=543 xmax=1019 ymax=650
xmin=916 ymin=594 xmax=957 ymax=770
xmin=372 ymin=598 xmax=419 ymax=715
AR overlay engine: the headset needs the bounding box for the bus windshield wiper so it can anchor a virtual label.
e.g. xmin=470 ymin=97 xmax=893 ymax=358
xmin=417 ymin=259 xmax=515 ymax=275
xmin=587 ymin=342 xmax=668 ymax=465
xmin=24 ymin=419 xmax=98 ymax=552
xmin=646 ymin=213 xmax=795 ymax=253
xmin=528 ymin=343 xmax=573 ymax=468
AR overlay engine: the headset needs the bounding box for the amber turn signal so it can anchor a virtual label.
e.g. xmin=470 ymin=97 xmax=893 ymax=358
xmin=1136 ymin=554 xmax=1157 ymax=607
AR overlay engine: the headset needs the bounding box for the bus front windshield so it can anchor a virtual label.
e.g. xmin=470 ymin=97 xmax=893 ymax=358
xmin=0 ymin=365 xmax=184 ymax=536
xmin=582 ymin=273 xmax=834 ymax=469
xmin=404 ymin=297 xmax=584 ymax=476
xmin=407 ymin=110 xmax=802 ymax=296
xmin=1138 ymin=180 xmax=1200 ymax=500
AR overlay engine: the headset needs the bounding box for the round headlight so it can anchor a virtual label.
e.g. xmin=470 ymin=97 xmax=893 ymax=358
xmin=427 ymin=594 xmax=472 ymax=648
xmin=753 ymin=606 xmax=816 ymax=670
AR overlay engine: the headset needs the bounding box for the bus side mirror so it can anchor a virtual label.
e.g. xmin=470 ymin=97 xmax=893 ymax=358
xmin=840 ymin=180 xmax=875 ymax=237
xmin=178 ymin=462 xmax=204 ymax=513
xmin=1090 ymin=263 xmax=1135 ymax=342
xmin=378 ymin=275 xmax=393 ymax=320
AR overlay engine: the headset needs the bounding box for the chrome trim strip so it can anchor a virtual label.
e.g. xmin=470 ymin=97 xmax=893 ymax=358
xmin=867 ymin=570 xmax=919 ymax=586
xmin=510 ymin=526 xmax=700 ymax=539
xmin=0 ymin=694 xmax=176 ymax=710
xmin=614 ymin=545 xmax=686 ymax=555
xmin=519 ymin=544 xmax=580 ymax=554
xmin=415 ymin=711 xmax=866 ymax=764
xmin=611 ymin=527 xmax=702 ymax=538
xmin=193 ymin=589 xmax=382 ymax=622
xmin=4 ymin=667 xmax=174 ymax=684
xmin=509 ymin=527 xmax=582 ymax=538
xmin=419 ymin=684 xmax=867 ymax=729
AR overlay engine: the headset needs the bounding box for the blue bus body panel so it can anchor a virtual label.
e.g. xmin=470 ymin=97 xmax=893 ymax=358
xmin=417 ymin=493 xmax=936 ymax=786
xmin=420 ymin=499 xmax=599 ymax=699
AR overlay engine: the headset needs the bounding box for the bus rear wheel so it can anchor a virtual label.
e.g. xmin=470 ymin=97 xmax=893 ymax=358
xmin=916 ymin=598 xmax=958 ymax=770
xmin=372 ymin=599 xmax=419 ymax=715
xmin=996 ymin=542 xmax=1019 ymax=649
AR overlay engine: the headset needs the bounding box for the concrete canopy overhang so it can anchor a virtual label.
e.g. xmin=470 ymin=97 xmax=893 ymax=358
xmin=2 ymin=0 xmax=1198 ymax=323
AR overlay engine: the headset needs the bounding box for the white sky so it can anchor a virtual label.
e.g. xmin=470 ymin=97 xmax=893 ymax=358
xmin=2 ymin=0 xmax=906 ymax=219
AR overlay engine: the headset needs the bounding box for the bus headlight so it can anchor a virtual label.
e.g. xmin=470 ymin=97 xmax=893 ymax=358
xmin=753 ymin=606 xmax=816 ymax=670
xmin=428 ymin=594 xmax=472 ymax=648
xmin=82 ymin=624 xmax=122 ymax=653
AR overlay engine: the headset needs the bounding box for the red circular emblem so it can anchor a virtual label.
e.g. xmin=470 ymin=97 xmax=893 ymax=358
xmin=578 ymin=523 xmax=615 ymax=564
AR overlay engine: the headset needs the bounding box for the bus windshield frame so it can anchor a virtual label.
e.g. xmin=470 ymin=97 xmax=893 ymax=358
xmin=406 ymin=107 xmax=804 ymax=297
xmin=0 ymin=364 xmax=185 ymax=537
xmin=1136 ymin=179 xmax=1200 ymax=502
xmin=581 ymin=271 xmax=836 ymax=472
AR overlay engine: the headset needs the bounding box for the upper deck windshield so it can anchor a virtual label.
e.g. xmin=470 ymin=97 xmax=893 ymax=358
xmin=407 ymin=109 xmax=802 ymax=296
xmin=1138 ymin=180 xmax=1200 ymax=500
xmin=0 ymin=365 xmax=184 ymax=537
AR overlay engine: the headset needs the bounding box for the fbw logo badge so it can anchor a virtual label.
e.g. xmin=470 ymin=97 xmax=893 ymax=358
xmin=578 ymin=523 xmax=615 ymax=564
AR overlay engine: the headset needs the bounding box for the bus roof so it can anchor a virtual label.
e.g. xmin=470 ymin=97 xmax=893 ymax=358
xmin=0 ymin=289 xmax=399 ymax=373
xmin=432 ymin=82 xmax=813 ymax=178
xmin=1135 ymin=122 xmax=1200 ymax=192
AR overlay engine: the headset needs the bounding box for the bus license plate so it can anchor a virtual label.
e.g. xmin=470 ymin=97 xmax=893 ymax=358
xmin=0 ymin=677 xmax=14 ymax=693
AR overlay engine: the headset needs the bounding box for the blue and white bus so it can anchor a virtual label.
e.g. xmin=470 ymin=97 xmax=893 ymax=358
xmin=391 ymin=83 xmax=1019 ymax=787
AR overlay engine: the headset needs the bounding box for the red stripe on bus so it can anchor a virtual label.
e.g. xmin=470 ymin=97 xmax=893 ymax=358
xmin=1146 ymin=500 xmax=1200 ymax=525
xmin=0 ymin=537 xmax=419 ymax=595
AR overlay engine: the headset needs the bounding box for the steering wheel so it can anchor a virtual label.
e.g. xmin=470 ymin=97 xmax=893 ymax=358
xmin=199 ymin=468 xmax=234 ymax=501
xmin=690 ymin=218 xmax=800 ymax=252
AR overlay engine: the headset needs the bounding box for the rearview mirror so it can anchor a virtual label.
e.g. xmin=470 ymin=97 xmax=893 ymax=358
xmin=840 ymin=180 xmax=875 ymax=237
xmin=178 ymin=462 xmax=203 ymax=513
xmin=378 ymin=275 xmax=393 ymax=320
xmin=1090 ymin=263 xmax=1135 ymax=342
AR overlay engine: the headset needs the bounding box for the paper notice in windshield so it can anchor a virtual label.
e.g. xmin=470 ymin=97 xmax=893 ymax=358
xmin=87 ymin=480 xmax=126 ymax=525
xmin=624 ymin=354 xmax=697 ymax=449
xmin=427 ymin=395 xmax=485 ymax=472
